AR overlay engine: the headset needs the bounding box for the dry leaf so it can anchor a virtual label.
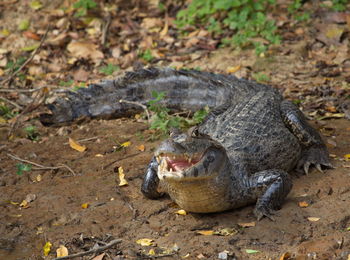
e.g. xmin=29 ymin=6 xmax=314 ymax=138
xmin=175 ymin=209 xmax=187 ymax=215
xmin=73 ymin=68 xmax=89 ymax=81
xmin=25 ymin=193 xmax=36 ymax=203
xmin=148 ymin=249 xmax=156 ymax=255
xmin=298 ymin=201 xmax=309 ymax=208
xmin=81 ymin=203 xmax=89 ymax=209
xmin=43 ymin=241 xmax=52 ymax=256
xmin=137 ymin=144 xmax=145 ymax=152
xmin=23 ymin=31 xmax=40 ymax=40
xmin=56 ymin=245 xmax=69 ymax=257
xmin=196 ymin=230 xmax=214 ymax=236
xmin=279 ymin=252 xmax=291 ymax=260
xmin=36 ymin=227 xmax=43 ymax=235
xmin=245 ymin=249 xmax=259 ymax=254
xmin=136 ymin=238 xmax=154 ymax=246
xmin=92 ymin=253 xmax=105 ymax=260
xmin=95 ymin=154 xmax=104 ymax=157
xmin=344 ymin=154 xmax=350 ymax=161
xmin=19 ymin=200 xmax=28 ymax=208
xmin=226 ymin=65 xmax=241 ymax=74
xmin=69 ymin=138 xmax=87 ymax=152
xmin=121 ymin=141 xmax=131 ymax=147
xmin=308 ymin=217 xmax=320 ymax=222
xmin=238 ymin=222 xmax=256 ymax=228
xmin=36 ymin=174 xmax=42 ymax=182
xmin=118 ymin=167 xmax=128 ymax=186
xmin=214 ymin=228 xmax=238 ymax=236
xmin=67 ymin=41 xmax=104 ymax=62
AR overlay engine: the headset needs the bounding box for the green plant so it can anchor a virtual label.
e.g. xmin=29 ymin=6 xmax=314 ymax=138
xmin=5 ymin=57 xmax=26 ymax=71
xmin=147 ymin=91 xmax=209 ymax=136
xmin=0 ymin=104 xmax=17 ymax=119
xmin=176 ymin=0 xmax=280 ymax=55
xmin=252 ymin=72 xmax=270 ymax=83
xmin=72 ymin=82 xmax=86 ymax=92
xmin=59 ymin=79 xmax=74 ymax=87
xmin=288 ymin=0 xmax=310 ymax=22
xmin=328 ymin=0 xmax=348 ymax=11
xmin=99 ymin=64 xmax=120 ymax=75
xmin=139 ymin=49 xmax=154 ymax=62
xmin=73 ymin=0 xmax=97 ymax=17
xmin=148 ymin=91 xmax=181 ymax=134
xmin=16 ymin=163 xmax=32 ymax=175
xmin=24 ymin=125 xmax=39 ymax=141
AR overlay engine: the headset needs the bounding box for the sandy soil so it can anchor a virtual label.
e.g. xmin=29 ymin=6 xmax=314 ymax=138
xmin=1 ymin=117 xmax=349 ymax=260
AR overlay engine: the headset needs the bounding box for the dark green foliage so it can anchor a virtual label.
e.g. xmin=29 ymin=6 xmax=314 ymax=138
xmin=99 ymin=64 xmax=120 ymax=75
xmin=24 ymin=125 xmax=39 ymax=141
xmin=139 ymin=49 xmax=154 ymax=62
xmin=16 ymin=163 xmax=32 ymax=175
xmin=176 ymin=0 xmax=280 ymax=55
xmin=147 ymin=91 xmax=209 ymax=135
xmin=0 ymin=104 xmax=17 ymax=119
xmin=73 ymin=0 xmax=97 ymax=17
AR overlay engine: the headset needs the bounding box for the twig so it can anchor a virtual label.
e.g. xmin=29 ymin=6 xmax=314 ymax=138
xmin=0 ymin=0 xmax=18 ymax=5
xmin=52 ymin=239 xmax=122 ymax=260
xmin=119 ymin=99 xmax=150 ymax=122
xmin=1 ymin=26 xmax=49 ymax=86
xmin=0 ymin=96 xmax=23 ymax=110
xmin=7 ymin=153 xmax=76 ymax=176
xmin=0 ymin=86 xmax=48 ymax=93
xmin=101 ymin=13 xmax=112 ymax=46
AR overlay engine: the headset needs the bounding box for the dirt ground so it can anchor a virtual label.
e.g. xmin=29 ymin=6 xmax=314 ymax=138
xmin=1 ymin=114 xmax=350 ymax=259
xmin=1 ymin=0 xmax=350 ymax=259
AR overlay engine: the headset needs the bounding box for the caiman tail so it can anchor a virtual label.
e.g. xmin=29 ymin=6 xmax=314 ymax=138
xmin=40 ymin=68 xmax=240 ymax=125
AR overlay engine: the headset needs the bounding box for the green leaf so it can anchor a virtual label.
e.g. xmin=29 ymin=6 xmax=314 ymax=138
xmin=18 ymin=19 xmax=30 ymax=31
xmin=30 ymin=0 xmax=43 ymax=10
xmin=99 ymin=64 xmax=120 ymax=75
xmin=21 ymin=44 xmax=39 ymax=52
xmin=245 ymin=249 xmax=259 ymax=254
xmin=16 ymin=163 xmax=32 ymax=175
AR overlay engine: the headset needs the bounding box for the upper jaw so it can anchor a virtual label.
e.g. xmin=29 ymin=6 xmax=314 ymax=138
xmin=156 ymin=152 xmax=203 ymax=180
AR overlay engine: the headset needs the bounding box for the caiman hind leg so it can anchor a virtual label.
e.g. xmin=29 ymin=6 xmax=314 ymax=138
xmin=141 ymin=156 xmax=163 ymax=199
xmin=246 ymin=169 xmax=292 ymax=221
xmin=280 ymin=100 xmax=333 ymax=174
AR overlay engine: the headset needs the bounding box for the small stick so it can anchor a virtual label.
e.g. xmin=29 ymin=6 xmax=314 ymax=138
xmin=0 ymin=86 xmax=48 ymax=93
xmin=101 ymin=13 xmax=112 ymax=46
xmin=52 ymin=239 xmax=122 ymax=260
xmin=1 ymin=26 xmax=49 ymax=86
xmin=0 ymin=96 xmax=23 ymax=110
xmin=7 ymin=153 xmax=76 ymax=176
xmin=119 ymin=99 xmax=150 ymax=122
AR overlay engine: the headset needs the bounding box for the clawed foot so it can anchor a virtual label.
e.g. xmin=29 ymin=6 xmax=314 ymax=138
xmin=297 ymin=145 xmax=334 ymax=174
xmin=254 ymin=205 xmax=276 ymax=221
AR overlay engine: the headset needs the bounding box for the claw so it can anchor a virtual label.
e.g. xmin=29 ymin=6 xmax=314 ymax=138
xmin=304 ymin=162 xmax=311 ymax=175
xmin=254 ymin=207 xmax=275 ymax=221
xmin=316 ymin=164 xmax=323 ymax=173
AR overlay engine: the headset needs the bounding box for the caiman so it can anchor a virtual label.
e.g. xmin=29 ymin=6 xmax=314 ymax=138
xmin=41 ymin=68 xmax=332 ymax=220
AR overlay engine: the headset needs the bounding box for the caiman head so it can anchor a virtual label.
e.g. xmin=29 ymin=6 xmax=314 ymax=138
xmin=155 ymin=129 xmax=233 ymax=213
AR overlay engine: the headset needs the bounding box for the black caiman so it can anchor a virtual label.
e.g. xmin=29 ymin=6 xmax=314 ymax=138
xmin=41 ymin=68 xmax=332 ymax=220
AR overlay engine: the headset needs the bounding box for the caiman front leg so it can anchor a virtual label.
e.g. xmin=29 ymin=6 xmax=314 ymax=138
xmin=141 ymin=156 xmax=163 ymax=199
xmin=246 ymin=169 xmax=292 ymax=221
xmin=280 ymin=100 xmax=333 ymax=174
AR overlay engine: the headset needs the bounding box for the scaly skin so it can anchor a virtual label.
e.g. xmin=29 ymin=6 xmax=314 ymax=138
xmin=43 ymin=68 xmax=332 ymax=220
